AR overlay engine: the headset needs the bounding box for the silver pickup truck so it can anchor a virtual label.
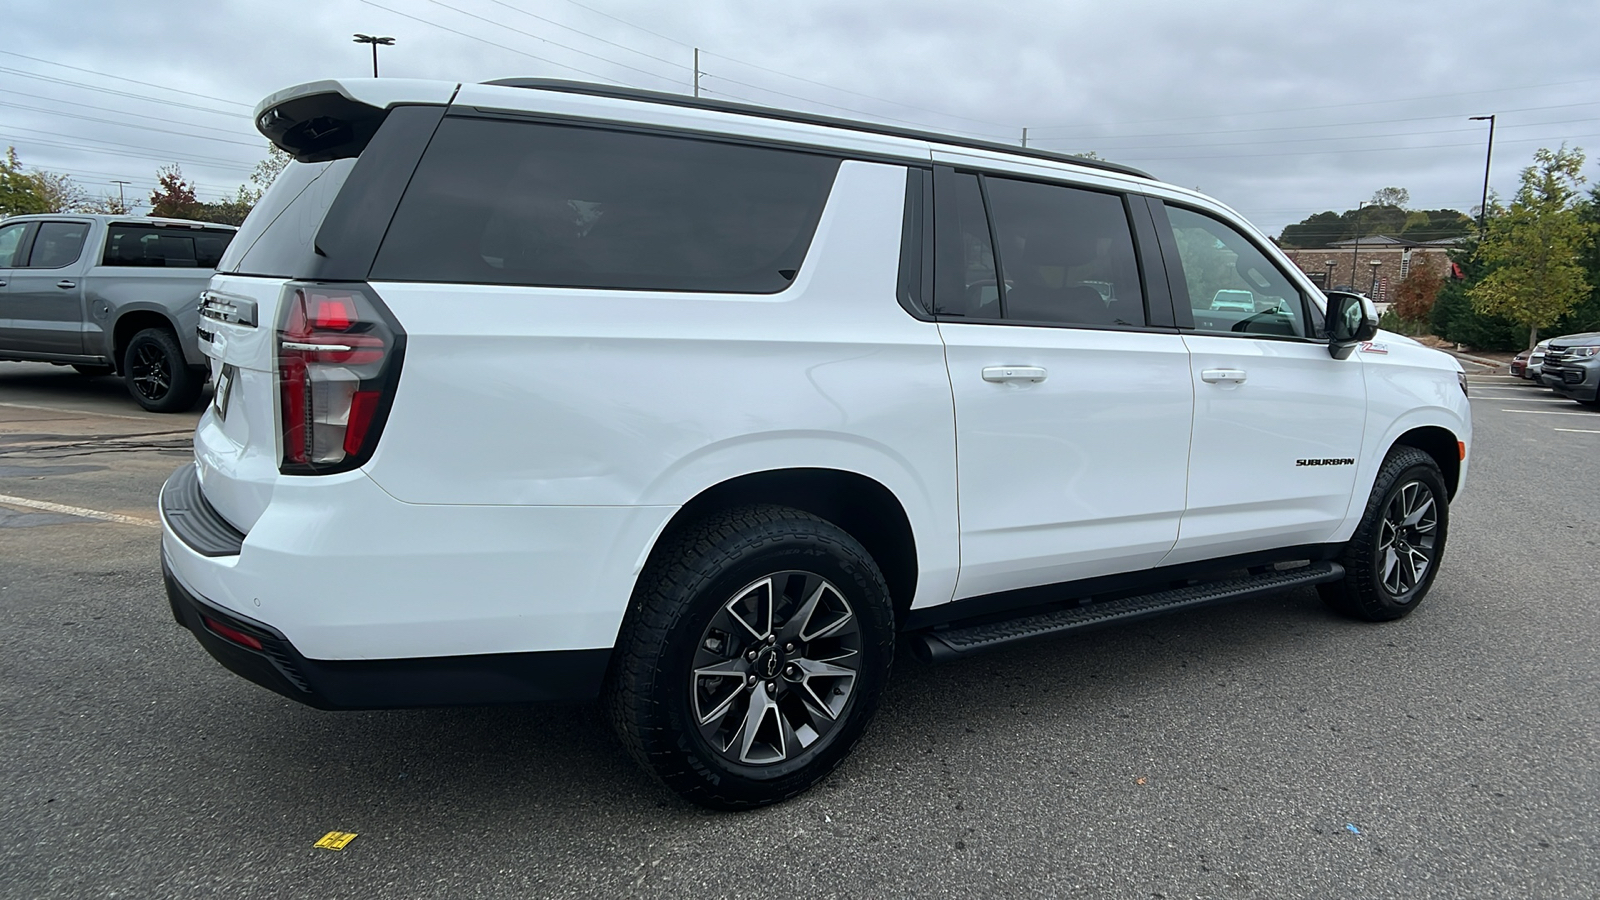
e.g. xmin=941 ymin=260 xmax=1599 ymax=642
xmin=0 ymin=214 xmax=238 ymax=411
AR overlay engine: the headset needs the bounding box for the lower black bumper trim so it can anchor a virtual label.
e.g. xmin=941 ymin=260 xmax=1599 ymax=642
xmin=163 ymin=556 xmax=611 ymax=709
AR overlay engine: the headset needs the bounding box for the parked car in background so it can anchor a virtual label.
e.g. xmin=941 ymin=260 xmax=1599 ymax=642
xmin=1524 ymin=339 xmax=1552 ymax=381
xmin=1510 ymin=348 xmax=1529 ymax=378
xmin=0 ymin=215 xmax=237 ymax=411
xmin=1539 ymin=333 xmax=1600 ymax=405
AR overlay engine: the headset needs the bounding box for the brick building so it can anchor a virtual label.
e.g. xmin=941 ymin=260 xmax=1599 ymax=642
xmin=1281 ymin=236 xmax=1459 ymax=306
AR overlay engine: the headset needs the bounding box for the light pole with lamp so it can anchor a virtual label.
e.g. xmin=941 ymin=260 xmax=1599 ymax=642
xmin=1470 ymin=115 xmax=1496 ymax=234
xmin=353 ymin=34 xmax=395 ymax=77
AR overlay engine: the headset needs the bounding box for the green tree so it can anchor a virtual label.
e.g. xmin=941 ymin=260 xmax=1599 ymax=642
xmin=1469 ymin=146 xmax=1595 ymax=349
xmin=1372 ymin=186 xmax=1410 ymax=208
xmin=1 ymin=147 xmax=53 ymax=216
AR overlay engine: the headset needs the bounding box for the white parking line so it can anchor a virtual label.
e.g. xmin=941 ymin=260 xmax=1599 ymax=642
xmin=1553 ymin=428 xmax=1600 ymax=434
xmin=0 ymin=493 xmax=159 ymax=528
xmin=1499 ymin=409 xmax=1600 ymax=416
xmin=1471 ymin=396 xmax=1572 ymax=403
xmin=0 ymin=400 xmax=161 ymax=422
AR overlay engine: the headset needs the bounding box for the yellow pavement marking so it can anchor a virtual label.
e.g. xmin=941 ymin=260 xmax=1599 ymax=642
xmin=0 ymin=493 xmax=159 ymax=528
xmin=314 ymin=832 xmax=359 ymax=850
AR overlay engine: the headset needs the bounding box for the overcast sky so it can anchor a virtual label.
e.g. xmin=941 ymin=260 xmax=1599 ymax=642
xmin=4 ymin=0 xmax=1598 ymax=236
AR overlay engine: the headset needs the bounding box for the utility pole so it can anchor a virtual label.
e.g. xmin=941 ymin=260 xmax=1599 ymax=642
xmin=110 ymin=180 xmax=129 ymax=211
xmin=1349 ymin=201 xmax=1366 ymax=290
xmin=693 ymin=48 xmax=700 ymax=98
xmin=1469 ymin=114 xmax=1496 ymax=234
xmin=1021 ymin=127 xmax=1028 ymax=148
xmin=353 ymin=34 xmax=395 ymax=77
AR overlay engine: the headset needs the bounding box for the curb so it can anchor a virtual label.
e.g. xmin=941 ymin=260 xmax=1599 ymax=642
xmin=1443 ymin=349 xmax=1505 ymax=370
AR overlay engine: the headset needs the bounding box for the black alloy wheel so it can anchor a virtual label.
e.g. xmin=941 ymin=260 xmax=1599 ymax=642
xmin=122 ymin=327 xmax=204 ymax=413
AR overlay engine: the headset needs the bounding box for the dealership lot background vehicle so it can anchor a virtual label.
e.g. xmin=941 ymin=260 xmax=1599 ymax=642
xmin=159 ymin=77 xmax=1470 ymax=809
xmin=0 ymin=214 xmax=236 ymax=411
xmin=1538 ymin=332 xmax=1600 ymax=404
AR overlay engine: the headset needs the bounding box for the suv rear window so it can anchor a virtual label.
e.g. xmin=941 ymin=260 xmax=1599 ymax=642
xmin=103 ymin=224 xmax=234 ymax=268
xmin=371 ymin=117 xmax=842 ymax=293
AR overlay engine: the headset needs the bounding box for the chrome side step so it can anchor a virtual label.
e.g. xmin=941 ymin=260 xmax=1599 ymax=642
xmin=912 ymin=561 xmax=1345 ymax=663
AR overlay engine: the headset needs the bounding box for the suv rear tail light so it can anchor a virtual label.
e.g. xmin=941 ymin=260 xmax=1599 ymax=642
xmin=276 ymin=282 xmax=405 ymax=475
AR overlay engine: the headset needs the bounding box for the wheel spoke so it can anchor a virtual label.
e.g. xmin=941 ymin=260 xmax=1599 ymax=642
xmin=724 ymin=578 xmax=773 ymax=641
xmin=1402 ymin=495 xmax=1435 ymax=528
xmin=738 ymin=682 xmax=784 ymax=764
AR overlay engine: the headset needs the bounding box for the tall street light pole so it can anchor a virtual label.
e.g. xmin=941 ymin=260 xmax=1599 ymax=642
xmin=353 ymin=34 xmax=395 ymax=77
xmin=1470 ymin=115 xmax=1496 ymax=234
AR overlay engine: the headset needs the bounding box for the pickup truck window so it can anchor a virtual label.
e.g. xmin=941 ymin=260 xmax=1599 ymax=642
xmin=103 ymin=225 xmax=234 ymax=269
xmin=0 ymin=222 xmax=27 ymax=267
xmin=24 ymin=221 xmax=89 ymax=269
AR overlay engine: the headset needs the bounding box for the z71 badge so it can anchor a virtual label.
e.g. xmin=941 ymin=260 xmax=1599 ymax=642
xmin=1358 ymin=341 xmax=1389 ymax=354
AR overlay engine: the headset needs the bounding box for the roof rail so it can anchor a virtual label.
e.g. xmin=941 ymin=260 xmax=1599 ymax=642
xmin=481 ymin=78 xmax=1153 ymax=181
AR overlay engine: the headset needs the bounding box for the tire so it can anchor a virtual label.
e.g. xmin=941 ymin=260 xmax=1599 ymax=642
xmin=71 ymin=364 xmax=115 ymax=377
xmin=1319 ymin=446 xmax=1450 ymax=621
xmin=123 ymin=328 xmax=203 ymax=412
xmin=606 ymin=505 xmax=895 ymax=810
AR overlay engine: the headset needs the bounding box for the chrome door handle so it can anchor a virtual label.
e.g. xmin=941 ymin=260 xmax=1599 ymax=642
xmin=1200 ymin=368 xmax=1247 ymax=384
xmin=981 ymin=366 xmax=1048 ymax=384
xmin=56 ymin=280 xmax=76 ymax=289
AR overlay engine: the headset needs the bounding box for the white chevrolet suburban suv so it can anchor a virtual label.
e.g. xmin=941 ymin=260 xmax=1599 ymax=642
xmin=160 ymin=77 xmax=1471 ymax=809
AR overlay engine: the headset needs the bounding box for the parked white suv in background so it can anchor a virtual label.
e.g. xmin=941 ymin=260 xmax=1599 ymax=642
xmin=160 ymin=77 xmax=1471 ymax=809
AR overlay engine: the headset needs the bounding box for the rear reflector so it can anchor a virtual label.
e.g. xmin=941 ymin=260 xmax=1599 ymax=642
xmin=203 ymin=616 xmax=264 ymax=651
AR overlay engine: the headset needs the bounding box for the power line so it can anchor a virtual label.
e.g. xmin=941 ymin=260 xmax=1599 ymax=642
xmin=1039 ymin=115 xmax=1599 ymax=156
xmin=0 ymin=89 xmax=259 ymax=140
xmin=1114 ymin=130 xmax=1600 ymax=163
xmin=0 ymin=49 xmax=253 ymax=109
xmin=0 ymin=67 xmax=246 ymax=118
xmin=1025 ymin=76 xmax=1600 ymax=135
xmin=424 ymin=0 xmax=684 ymax=88
xmin=1 ymin=124 xmax=256 ymax=170
xmin=0 ymin=100 xmax=263 ymax=147
xmin=702 ymin=51 xmax=1016 ymax=131
xmin=1031 ymin=102 xmax=1600 ymax=147
xmin=358 ymin=0 xmax=626 ymax=84
xmin=478 ymin=0 xmax=691 ymax=85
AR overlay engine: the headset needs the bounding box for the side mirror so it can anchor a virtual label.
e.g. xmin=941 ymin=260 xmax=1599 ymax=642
xmin=1325 ymin=291 xmax=1379 ymax=359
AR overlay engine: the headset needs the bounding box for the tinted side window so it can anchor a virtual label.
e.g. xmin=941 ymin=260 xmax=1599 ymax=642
xmin=372 ymin=117 xmax=842 ymax=293
xmin=1166 ymin=206 xmax=1306 ymax=338
xmin=25 ymin=222 xmax=89 ymax=268
xmin=933 ymin=171 xmax=998 ymax=317
xmin=102 ymin=225 xmax=235 ymax=268
xmin=986 ymin=177 xmax=1145 ymax=328
xmin=0 ymin=222 xmax=27 ymax=267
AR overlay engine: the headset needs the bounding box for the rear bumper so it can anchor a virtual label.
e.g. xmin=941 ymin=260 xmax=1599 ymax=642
xmin=163 ymin=553 xmax=610 ymax=708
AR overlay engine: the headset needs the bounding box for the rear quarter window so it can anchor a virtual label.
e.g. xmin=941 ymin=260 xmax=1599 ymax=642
xmin=102 ymin=225 xmax=235 ymax=268
xmin=370 ymin=117 xmax=842 ymax=293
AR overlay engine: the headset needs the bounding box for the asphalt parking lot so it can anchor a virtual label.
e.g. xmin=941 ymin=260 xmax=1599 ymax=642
xmin=2 ymin=362 xmax=1597 ymax=899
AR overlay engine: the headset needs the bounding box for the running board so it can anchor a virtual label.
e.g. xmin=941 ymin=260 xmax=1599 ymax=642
xmin=912 ymin=561 xmax=1345 ymax=663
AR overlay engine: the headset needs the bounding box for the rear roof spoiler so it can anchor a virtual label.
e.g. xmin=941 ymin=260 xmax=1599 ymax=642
xmin=253 ymin=79 xmax=458 ymax=162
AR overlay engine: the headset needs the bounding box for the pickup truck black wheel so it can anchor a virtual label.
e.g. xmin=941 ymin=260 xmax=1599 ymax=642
xmin=71 ymin=364 xmax=115 ymax=377
xmin=124 ymin=327 xmax=204 ymax=412
xmin=1319 ymin=446 xmax=1449 ymax=621
xmin=607 ymin=505 xmax=894 ymax=810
